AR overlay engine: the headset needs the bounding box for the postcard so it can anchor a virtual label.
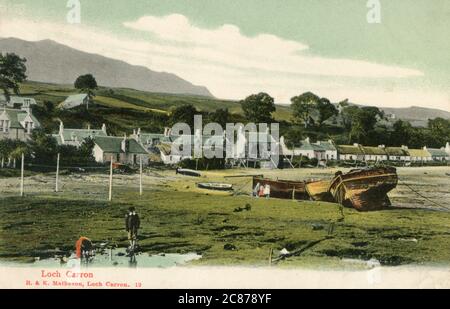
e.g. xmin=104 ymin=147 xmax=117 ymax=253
xmin=0 ymin=0 xmax=449 ymax=291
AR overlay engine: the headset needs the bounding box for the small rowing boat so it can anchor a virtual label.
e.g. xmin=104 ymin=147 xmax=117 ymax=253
xmin=176 ymin=168 xmax=201 ymax=177
xmin=197 ymin=182 xmax=233 ymax=191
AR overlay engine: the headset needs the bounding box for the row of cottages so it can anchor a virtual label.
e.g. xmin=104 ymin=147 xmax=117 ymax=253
xmin=52 ymin=122 xmax=148 ymax=165
xmin=336 ymin=143 xmax=449 ymax=162
xmin=0 ymin=107 xmax=41 ymax=141
xmin=52 ymin=121 xmax=108 ymax=147
xmin=131 ymin=128 xmax=192 ymax=165
xmin=425 ymin=147 xmax=449 ymax=161
xmin=279 ymin=137 xmax=338 ymax=161
xmin=131 ymin=127 xmax=280 ymax=168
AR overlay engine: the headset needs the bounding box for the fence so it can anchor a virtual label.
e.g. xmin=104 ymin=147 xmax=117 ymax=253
xmin=0 ymin=153 xmax=146 ymax=202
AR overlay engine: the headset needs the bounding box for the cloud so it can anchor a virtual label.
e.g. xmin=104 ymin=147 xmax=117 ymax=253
xmin=123 ymin=14 xmax=423 ymax=79
xmin=1 ymin=12 xmax=448 ymax=111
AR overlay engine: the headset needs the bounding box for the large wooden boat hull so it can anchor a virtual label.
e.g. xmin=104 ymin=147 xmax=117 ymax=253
xmin=253 ymin=177 xmax=310 ymax=200
xmin=328 ymin=167 xmax=398 ymax=211
xmin=254 ymin=167 xmax=398 ymax=211
xmin=305 ymin=180 xmax=334 ymax=202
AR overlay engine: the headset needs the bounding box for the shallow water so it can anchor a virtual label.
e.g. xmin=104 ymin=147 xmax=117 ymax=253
xmin=1 ymin=248 xmax=202 ymax=269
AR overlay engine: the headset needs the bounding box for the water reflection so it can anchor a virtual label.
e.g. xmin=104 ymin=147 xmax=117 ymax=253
xmin=1 ymin=249 xmax=201 ymax=269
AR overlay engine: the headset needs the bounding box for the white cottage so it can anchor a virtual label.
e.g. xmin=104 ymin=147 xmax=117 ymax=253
xmin=0 ymin=108 xmax=41 ymax=141
xmin=0 ymin=95 xmax=37 ymax=108
xmin=93 ymin=135 xmax=149 ymax=165
xmin=59 ymin=94 xmax=90 ymax=109
xmin=52 ymin=121 xmax=108 ymax=147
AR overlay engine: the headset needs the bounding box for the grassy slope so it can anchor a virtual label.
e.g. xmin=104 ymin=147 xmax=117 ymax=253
xmin=20 ymin=81 xmax=293 ymax=122
xmin=1 ymin=176 xmax=449 ymax=267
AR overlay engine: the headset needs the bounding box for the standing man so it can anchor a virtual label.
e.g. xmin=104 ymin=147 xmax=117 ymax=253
xmin=125 ymin=207 xmax=140 ymax=252
xmin=264 ymin=184 xmax=271 ymax=199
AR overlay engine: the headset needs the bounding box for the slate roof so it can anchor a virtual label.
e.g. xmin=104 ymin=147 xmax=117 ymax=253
xmin=314 ymin=140 xmax=336 ymax=151
xmin=94 ymin=136 xmax=148 ymax=154
xmin=136 ymin=133 xmax=172 ymax=144
xmin=1 ymin=108 xmax=41 ymax=129
xmin=62 ymin=128 xmax=107 ymax=142
xmin=299 ymin=142 xmax=325 ymax=151
xmin=60 ymin=94 xmax=88 ymax=108
xmin=427 ymin=148 xmax=448 ymax=157
xmin=0 ymin=95 xmax=37 ymax=106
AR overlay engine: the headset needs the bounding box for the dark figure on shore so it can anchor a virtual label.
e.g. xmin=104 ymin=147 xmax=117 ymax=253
xmin=125 ymin=207 xmax=140 ymax=251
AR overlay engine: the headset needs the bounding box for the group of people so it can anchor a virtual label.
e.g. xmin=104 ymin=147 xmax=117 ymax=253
xmin=253 ymin=183 xmax=271 ymax=199
xmin=75 ymin=207 xmax=141 ymax=261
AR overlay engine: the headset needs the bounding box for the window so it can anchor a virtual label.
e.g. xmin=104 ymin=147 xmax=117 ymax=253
xmin=0 ymin=120 xmax=3 ymax=132
xmin=4 ymin=120 xmax=9 ymax=133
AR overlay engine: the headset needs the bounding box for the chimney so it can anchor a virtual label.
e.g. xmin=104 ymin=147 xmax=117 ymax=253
xmin=101 ymin=123 xmax=107 ymax=134
xmin=137 ymin=128 xmax=141 ymax=135
xmin=353 ymin=143 xmax=359 ymax=147
xmin=164 ymin=127 xmax=171 ymax=137
xmin=445 ymin=142 xmax=450 ymax=154
xmin=378 ymin=145 xmax=385 ymax=149
xmin=59 ymin=121 xmax=64 ymax=134
xmin=133 ymin=129 xmax=136 ymax=135
xmin=305 ymin=137 xmax=311 ymax=144
xmin=401 ymin=145 xmax=408 ymax=150
xmin=87 ymin=124 xmax=91 ymax=131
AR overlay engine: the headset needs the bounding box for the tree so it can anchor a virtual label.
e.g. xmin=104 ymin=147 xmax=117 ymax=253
xmin=428 ymin=118 xmax=450 ymax=146
xmin=169 ymin=104 xmax=199 ymax=127
xmin=209 ymin=108 xmax=229 ymax=127
xmin=348 ymin=106 xmax=383 ymax=144
xmin=390 ymin=120 xmax=413 ymax=146
xmin=29 ymin=129 xmax=58 ymax=164
xmin=316 ymin=98 xmax=338 ymax=126
xmin=43 ymin=101 xmax=55 ymax=114
xmin=340 ymin=103 xmax=359 ymax=131
xmin=79 ymin=137 xmax=96 ymax=160
xmin=284 ymin=126 xmax=305 ymax=148
xmin=291 ymin=92 xmax=320 ymax=128
xmin=0 ymin=53 xmax=27 ymax=102
xmin=74 ymin=74 xmax=98 ymax=109
xmin=241 ymin=92 xmax=275 ymax=123
xmin=0 ymin=139 xmax=28 ymax=163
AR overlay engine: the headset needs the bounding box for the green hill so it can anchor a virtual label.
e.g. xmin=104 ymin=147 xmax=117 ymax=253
xmin=20 ymin=81 xmax=293 ymax=135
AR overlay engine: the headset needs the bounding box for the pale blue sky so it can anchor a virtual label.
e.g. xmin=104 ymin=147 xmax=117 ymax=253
xmin=0 ymin=0 xmax=449 ymax=110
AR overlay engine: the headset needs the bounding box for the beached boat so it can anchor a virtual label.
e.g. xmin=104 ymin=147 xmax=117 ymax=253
xmin=252 ymin=177 xmax=310 ymax=200
xmin=197 ymin=182 xmax=233 ymax=191
xmin=328 ymin=166 xmax=398 ymax=211
xmin=176 ymin=168 xmax=201 ymax=177
xmin=305 ymin=180 xmax=334 ymax=202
